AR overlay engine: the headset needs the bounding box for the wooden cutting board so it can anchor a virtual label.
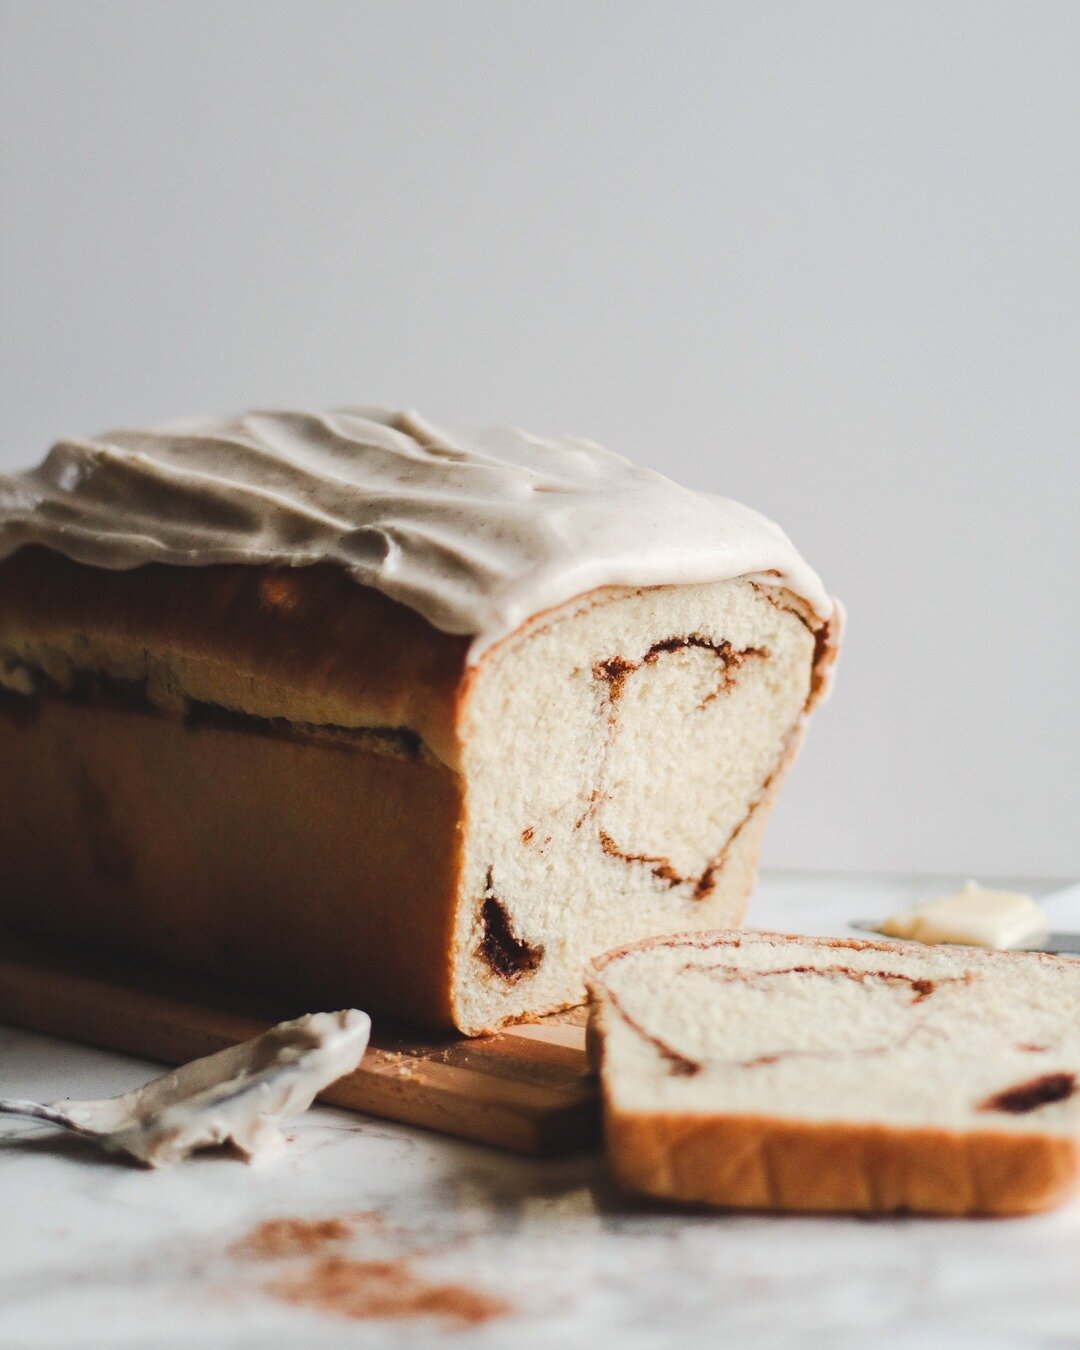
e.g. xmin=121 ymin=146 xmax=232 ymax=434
xmin=0 ymin=933 xmax=598 ymax=1155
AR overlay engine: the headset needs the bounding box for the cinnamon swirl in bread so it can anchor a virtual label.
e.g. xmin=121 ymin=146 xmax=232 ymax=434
xmin=588 ymin=932 xmax=1080 ymax=1215
xmin=0 ymin=408 xmax=838 ymax=1033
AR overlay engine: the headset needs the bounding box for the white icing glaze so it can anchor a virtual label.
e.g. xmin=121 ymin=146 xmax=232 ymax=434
xmin=0 ymin=407 xmax=834 ymax=662
xmin=60 ymin=1009 xmax=371 ymax=1166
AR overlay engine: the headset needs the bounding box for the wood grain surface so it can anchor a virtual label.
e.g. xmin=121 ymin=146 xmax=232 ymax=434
xmin=0 ymin=933 xmax=597 ymax=1155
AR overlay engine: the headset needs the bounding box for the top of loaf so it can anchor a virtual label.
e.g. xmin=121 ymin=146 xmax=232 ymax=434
xmin=0 ymin=406 xmax=833 ymax=661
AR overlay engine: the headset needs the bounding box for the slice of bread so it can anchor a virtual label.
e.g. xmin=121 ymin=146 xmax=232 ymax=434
xmin=587 ymin=930 xmax=1080 ymax=1215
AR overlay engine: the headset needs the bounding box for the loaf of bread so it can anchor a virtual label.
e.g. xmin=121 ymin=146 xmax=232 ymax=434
xmin=0 ymin=408 xmax=837 ymax=1033
xmin=588 ymin=930 xmax=1080 ymax=1215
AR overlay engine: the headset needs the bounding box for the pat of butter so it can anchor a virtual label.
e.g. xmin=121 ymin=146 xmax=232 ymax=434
xmin=878 ymin=881 xmax=1048 ymax=950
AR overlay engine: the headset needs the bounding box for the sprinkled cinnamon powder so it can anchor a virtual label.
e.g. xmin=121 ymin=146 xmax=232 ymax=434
xmin=267 ymin=1255 xmax=511 ymax=1326
xmin=231 ymin=1216 xmax=355 ymax=1260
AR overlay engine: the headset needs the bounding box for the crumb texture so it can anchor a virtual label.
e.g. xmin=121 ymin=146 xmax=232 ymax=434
xmin=591 ymin=932 xmax=1080 ymax=1133
xmin=452 ymin=578 xmax=826 ymax=1031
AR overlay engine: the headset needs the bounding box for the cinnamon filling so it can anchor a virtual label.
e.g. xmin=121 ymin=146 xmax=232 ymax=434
xmin=980 ymin=1073 xmax=1077 ymax=1115
xmin=679 ymin=962 xmax=949 ymax=1005
xmin=749 ymin=580 xmax=837 ymax=712
xmin=598 ymin=830 xmax=681 ymax=888
xmin=603 ymin=987 xmax=702 ymax=1077
xmin=607 ymin=959 xmax=976 ymax=1076
xmin=477 ymin=870 xmax=543 ymax=981
xmin=593 ymin=634 xmax=767 ymax=706
xmin=0 ymin=656 xmax=425 ymax=759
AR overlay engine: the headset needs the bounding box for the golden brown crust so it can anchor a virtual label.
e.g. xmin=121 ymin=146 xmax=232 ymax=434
xmin=0 ymin=548 xmax=471 ymax=768
xmin=0 ymin=696 xmax=464 ymax=1027
xmin=602 ymin=1102 xmax=1080 ymax=1216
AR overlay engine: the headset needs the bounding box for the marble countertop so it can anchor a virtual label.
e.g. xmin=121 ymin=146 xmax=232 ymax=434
xmin=3 ymin=871 xmax=1080 ymax=1350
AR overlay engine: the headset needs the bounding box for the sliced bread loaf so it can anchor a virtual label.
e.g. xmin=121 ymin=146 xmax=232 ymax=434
xmin=587 ymin=930 xmax=1080 ymax=1215
xmin=0 ymin=408 xmax=837 ymax=1035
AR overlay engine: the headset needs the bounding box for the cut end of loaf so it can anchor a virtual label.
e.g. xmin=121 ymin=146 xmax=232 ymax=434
xmin=448 ymin=580 xmax=833 ymax=1034
xmin=588 ymin=931 xmax=1080 ymax=1216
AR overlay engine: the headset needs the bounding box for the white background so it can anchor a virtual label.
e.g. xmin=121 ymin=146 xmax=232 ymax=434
xmin=1 ymin=1 xmax=1077 ymax=877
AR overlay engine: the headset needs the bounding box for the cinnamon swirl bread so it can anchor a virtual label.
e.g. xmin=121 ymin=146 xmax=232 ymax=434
xmin=0 ymin=408 xmax=838 ymax=1033
xmin=588 ymin=932 xmax=1080 ymax=1215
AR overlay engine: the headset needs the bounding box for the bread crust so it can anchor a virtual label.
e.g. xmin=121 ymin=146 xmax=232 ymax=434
xmin=0 ymin=695 xmax=465 ymax=1027
xmin=602 ymin=1102 xmax=1080 ymax=1216
xmin=0 ymin=548 xmax=472 ymax=768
